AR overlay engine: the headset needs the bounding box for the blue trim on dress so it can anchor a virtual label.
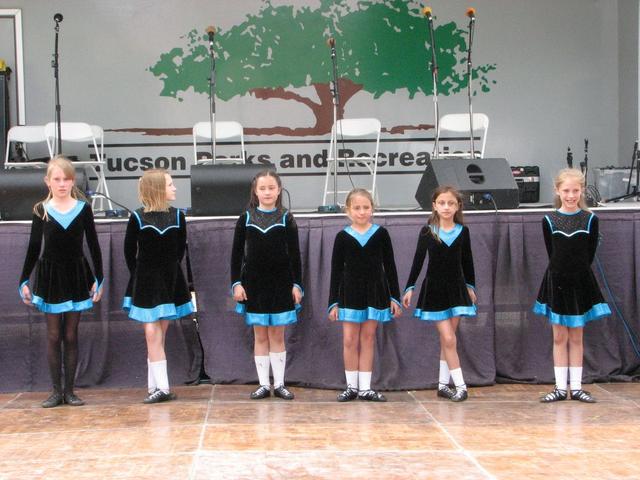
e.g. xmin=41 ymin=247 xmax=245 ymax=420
xmin=466 ymin=283 xmax=476 ymax=292
xmin=95 ymin=278 xmax=104 ymax=293
xmin=134 ymin=210 xmax=180 ymax=235
xmin=391 ymin=297 xmax=401 ymax=307
xmin=338 ymin=306 xmax=392 ymax=323
xmin=245 ymin=210 xmax=287 ymax=233
xmin=328 ymin=302 xmax=339 ymax=314
xmin=256 ymin=206 xmax=278 ymax=213
xmin=344 ymin=224 xmax=379 ymax=247
xmin=403 ymin=286 xmax=416 ymax=295
xmin=557 ymin=209 xmax=582 ymax=216
xmin=231 ymin=281 xmax=242 ymax=295
xmin=31 ymin=295 xmax=93 ymax=313
xmin=293 ymin=283 xmax=304 ymax=296
xmin=235 ymin=303 xmax=298 ymax=326
xmin=414 ymin=305 xmax=477 ymax=321
xmin=431 ymin=224 xmax=463 ymax=247
xmin=532 ymin=301 xmax=611 ymax=327
xmin=46 ymin=200 xmax=85 ymax=230
xmin=123 ymin=297 xmax=195 ymax=323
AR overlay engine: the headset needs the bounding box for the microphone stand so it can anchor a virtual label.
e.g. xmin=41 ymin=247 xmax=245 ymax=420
xmin=466 ymin=15 xmax=476 ymax=159
xmin=207 ymin=35 xmax=217 ymax=163
xmin=330 ymin=40 xmax=342 ymax=209
xmin=183 ymin=240 xmax=212 ymax=385
xmin=426 ymin=14 xmax=441 ymax=158
xmin=52 ymin=17 xmax=62 ymax=156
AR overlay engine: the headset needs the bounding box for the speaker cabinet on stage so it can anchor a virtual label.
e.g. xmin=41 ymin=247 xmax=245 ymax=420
xmin=0 ymin=168 xmax=88 ymax=221
xmin=190 ymin=163 xmax=276 ymax=216
xmin=415 ymin=158 xmax=520 ymax=210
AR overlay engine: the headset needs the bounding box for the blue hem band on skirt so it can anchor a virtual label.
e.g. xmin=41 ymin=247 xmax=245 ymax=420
xmin=338 ymin=306 xmax=393 ymax=323
xmin=235 ymin=303 xmax=298 ymax=326
xmin=31 ymin=295 xmax=93 ymax=313
xmin=532 ymin=301 xmax=611 ymax=327
xmin=414 ymin=305 xmax=477 ymax=322
xmin=123 ymin=297 xmax=195 ymax=323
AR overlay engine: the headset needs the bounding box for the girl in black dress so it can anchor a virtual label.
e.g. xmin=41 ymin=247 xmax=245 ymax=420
xmin=123 ymin=169 xmax=194 ymax=404
xmin=533 ymin=168 xmax=611 ymax=403
xmin=328 ymin=189 xmax=401 ymax=402
xmin=231 ymin=170 xmax=302 ymax=400
xmin=19 ymin=156 xmax=103 ymax=408
xmin=402 ymin=186 xmax=476 ymax=402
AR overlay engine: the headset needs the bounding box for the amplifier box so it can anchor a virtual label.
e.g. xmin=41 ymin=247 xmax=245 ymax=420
xmin=511 ymin=166 xmax=540 ymax=203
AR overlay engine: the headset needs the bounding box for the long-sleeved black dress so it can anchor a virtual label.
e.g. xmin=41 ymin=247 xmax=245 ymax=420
xmin=328 ymin=224 xmax=401 ymax=323
xmin=404 ymin=224 xmax=476 ymax=321
xmin=533 ymin=210 xmax=611 ymax=327
xmin=230 ymin=207 xmax=302 ymax=326
xmin=19 ymin=200 xmax=103 ymax=313
xmin=123 ymin=207 xmax=194 ymax=323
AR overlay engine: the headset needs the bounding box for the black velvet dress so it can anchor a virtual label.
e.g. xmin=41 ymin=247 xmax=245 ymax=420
xmin=533 ymin=210 xmax=611 ymax=327
xmin=230 ymin=207 xmax=302 ymax=326
xmin=19 ymin=201 xmax=103 ymax=313
xmin=404 ymin=224 xmax=476 ymax=321
xmin=328 ymin=224 xmax=400 ymax=323
xmin=123 ymin=207 xmax=194 ymax=323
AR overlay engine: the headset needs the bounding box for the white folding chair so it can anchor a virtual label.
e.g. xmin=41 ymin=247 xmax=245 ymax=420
xmin=193 ymin=121 xmax=245 ymax=164
xmin=4 ymin=125 xmax=49 ymax=169
xmin=322 ymin=118 xmax=381 ymax=206
xmin=435 ymin=113 xmax=489 ymax=158
xmin=44 ymin=122 xmax=112 ymax=211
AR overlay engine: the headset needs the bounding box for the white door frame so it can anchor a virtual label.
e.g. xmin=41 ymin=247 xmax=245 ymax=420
xmin=0 ymin=9 xmax=25 ymax=124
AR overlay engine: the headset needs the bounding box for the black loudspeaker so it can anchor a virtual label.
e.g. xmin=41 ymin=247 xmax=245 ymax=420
xmin=190 ymin=163 xmax=276 ymax=216
xmin=415 ymin=158 xmax=520 ymax=210
xmin=0 ymin=168 xmax=88 ymax=221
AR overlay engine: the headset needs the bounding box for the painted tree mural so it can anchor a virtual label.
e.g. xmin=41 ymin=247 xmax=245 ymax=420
xmin=149 ymin=0 xmax=496 ymax=135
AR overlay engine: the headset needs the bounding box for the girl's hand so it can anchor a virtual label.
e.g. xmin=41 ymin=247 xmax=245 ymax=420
xmin=21 ymin=284 xmax=32 ymax=305
xmin=328 ymin=306 xmax=338 ymax=322
xmin=292 ymin=286 xmax=302 ymax=305
xmin=467 ymin=286 xmax=477 ymax=304
xmin=402 ymin=290 xmax=413 ymax=309
xmin=91 ymin=282 xmax=102 ymax=303
xmin=390 ymin=301 xmax=402 ymax=318
xmin=233 ymin=284 xmax=247 ymax=302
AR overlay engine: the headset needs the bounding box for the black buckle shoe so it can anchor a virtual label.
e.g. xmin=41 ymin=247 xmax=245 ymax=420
xmin=437 ymin=385 xmax=455 ymax=399
xmin=337 ymin=387 xmax=358 ymax=402
xmin=570 ymin=389 xmax=596 ymax=403
xmin=358 ymin=389 xmax=387 ymax=402
xmin=42 ymin=391 xmax=64 ymax=408
xmin=250 ymin=385 xmax=271 ymax=400
xmin=450 ymin=388 xmax=468 ymax=402
xmin=143 ymin=390 xmax=174 ymax=404
xmin=540 ymin=387 xmax=568 ymax=403
xmin=64 ymin=392 xmax=85 ymax=406
xmin=274 ymin=385 xmax=295 ymax=400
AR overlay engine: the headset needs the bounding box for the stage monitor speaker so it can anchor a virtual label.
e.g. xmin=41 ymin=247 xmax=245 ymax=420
xmin=0 ymin=168 xmax=88 ymax=221
xmin=190 ymin=163 xmax=276 ymax=216
xmin=415 ymin=158 xmax=520 ymax=210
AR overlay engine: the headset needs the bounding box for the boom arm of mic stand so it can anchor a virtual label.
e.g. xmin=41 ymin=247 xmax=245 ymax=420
xmin=466 ymin=18 xmax=476 ymax=159
xmin=208 ymin=43 xmax=217 ymax=163
xmin=426 ymin=17 xmax=440 ymax=158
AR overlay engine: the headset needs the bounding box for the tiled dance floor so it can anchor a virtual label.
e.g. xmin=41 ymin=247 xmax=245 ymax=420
xmin=0 ymin=383 xmax=639 ymax=479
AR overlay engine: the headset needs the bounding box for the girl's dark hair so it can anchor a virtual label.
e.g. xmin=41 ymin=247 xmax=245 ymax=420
xmin=427 ymin=185 xmax=465 ymax=240
xmin=248 ymin=169 xmax=283 ymax=208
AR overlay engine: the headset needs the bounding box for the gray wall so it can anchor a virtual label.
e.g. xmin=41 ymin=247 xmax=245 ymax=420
xmin=0 ymin=0 xmax=637 ymax=209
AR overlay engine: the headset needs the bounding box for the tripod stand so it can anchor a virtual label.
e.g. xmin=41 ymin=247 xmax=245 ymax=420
xmin=604 ymin=141 xmax=640 ymax=203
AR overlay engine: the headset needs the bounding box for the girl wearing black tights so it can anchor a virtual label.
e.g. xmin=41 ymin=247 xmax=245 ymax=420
xmin=19 ymin=156 xmax=103 ymax=408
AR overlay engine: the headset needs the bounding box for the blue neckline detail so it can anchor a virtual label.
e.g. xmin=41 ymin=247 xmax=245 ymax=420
xmin=430 ymin=224 xmax=463 ymax=247
xmin=134 ymin=209 xmax=180 ymax=235
xmin=245 ymin=210 xmax=287 ymax=233
xmin=345 ymin=224 xmax=379 ymax=247
xmin=257 ymin=206 xmax=278 ymax=213
xmin=46 ymin=201 xmax=84 ymax=230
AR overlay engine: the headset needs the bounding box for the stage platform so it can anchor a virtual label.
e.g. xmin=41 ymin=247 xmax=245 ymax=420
xmin=1 ymin=207 xmax=640 ymax=394
xmin=0 ymin=383 xmax=639 ymax=479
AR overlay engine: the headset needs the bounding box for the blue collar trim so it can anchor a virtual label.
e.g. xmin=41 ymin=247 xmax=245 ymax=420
xmin=557 ymin=209 xmax=582 ymax=216
xmin=546 ymin=213 xmax=594 ymax=237
xmin=46 ymin=200 xmax=84 ymax=230
xmin=430 ymin=224 xmax=463 ymax=247
xmin=245 ymin=210 xmax=287 ymax=233
xmin=257 ymin=206 xmax=278 ymax=213
xmin=345 ymin=224 xmax=379 ymax=247
xmin=134 ymin=209 xmax=180 ymax=235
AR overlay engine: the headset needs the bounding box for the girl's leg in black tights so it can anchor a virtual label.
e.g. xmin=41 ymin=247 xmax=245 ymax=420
xmin=63 ymin=312 xmax=81 ymax=395
xmin=45 ymin=314 xmax=63 ymax=392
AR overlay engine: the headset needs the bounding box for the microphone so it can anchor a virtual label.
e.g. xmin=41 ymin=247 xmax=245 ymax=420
xmin=327 ymin=37 xmax=336 ymax=58
xmin=466 ymin=7 xmax=476 ymax=21
xmin=423 ymin=6 xmax=433 ymax=18
xmin=566 ymin=147 xmax=573 ymax=168
xmin=54 ymin=13 xmax=63 ymax=23
xmin=205 ymin=26 xmax=215 ymax=46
